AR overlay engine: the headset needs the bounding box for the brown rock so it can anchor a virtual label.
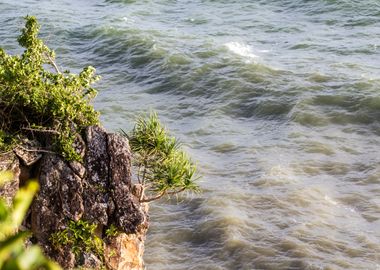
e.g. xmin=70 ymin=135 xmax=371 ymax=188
xmin=13 ymin=139 xmax=42 ymax=166
xmin=0 ymin=125 xmax=151 ymax=269
xmin=53 ymin=246 xmax=76 ymax=269
xmin=69 ymin=160 xmax=86 ymax=179
xmin=85 ymin=126 xmax=109 ymax=186
xmin=31 ymin=154 xmax=84 ymax=243
xmin=79 ymin=252 xmax=103 ymax=269
xmin=108 ymin=133 xmax=145 ymax=234
xmin=107 ymin=133 xmax=132 ymax=188
xmin=105 ymin=233 xmax=146 ymax=270
xmin=83 ymin=126 xmax=110 ymax=225
xmin=73 ymin=134 xmax=86 ymax=159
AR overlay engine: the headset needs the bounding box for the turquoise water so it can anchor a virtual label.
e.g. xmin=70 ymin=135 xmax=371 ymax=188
xmin=1 ymin=1 xmax=380 ymax=269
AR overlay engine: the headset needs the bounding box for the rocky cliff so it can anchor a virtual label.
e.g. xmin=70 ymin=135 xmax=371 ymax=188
xmin=0 ymin=126 xmax=149 ymax=270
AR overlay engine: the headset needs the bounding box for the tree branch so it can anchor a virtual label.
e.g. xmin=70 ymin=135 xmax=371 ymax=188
xmin=46 ymin=53 xmax=61 ymax=74
xmin=140 ymin=190 xmax=167 ymax=203
xmin=139 ymin=185 xmax=145 ymax=202
xmin=16 ymin=145 xmax=55 ymax=154
xmin=22 ymin=127 xmax=60 ymax=135
xmin=136 ymin=163 xmax=143 ymax=184
xmin=167 ymin=187 xmax=186 ymax=195
xmin=139 ymin=187 xmax=187 ymax=203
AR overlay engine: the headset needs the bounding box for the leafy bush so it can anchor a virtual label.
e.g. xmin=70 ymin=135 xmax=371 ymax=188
xmin=0 ymin=16 xmax=100 ymax=160
xmin=0 ymin=131 xmax=16 ymax=153
xmin=105 ymin=224 xmax=119 ymax=238
xmin=50 ymin=219 xmax=104 ymax=261
xmin=124 ymin=113 xmax=199 ymax=202
xmin=0 ymin=172 xmax=61 ymax=270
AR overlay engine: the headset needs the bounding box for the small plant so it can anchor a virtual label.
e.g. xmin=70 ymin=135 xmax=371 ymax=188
xmin=123 ymin=112 xmax=199 ymax=202
xmin=0 ymin=16 xmax=100 ymax=160
xmin=50 ymin=220 xmax=104 ymax=261
xmin=0 ymin=171 xmax=61 ymax=270
xmin=0 ymin=131 xmax=17 ymax=153
xmin=105 ymin=224 xmax=119 ymax=238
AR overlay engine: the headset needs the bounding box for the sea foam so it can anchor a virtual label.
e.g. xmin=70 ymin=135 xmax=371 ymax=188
xmin=224 ymin=41 xmax=258 ymax=63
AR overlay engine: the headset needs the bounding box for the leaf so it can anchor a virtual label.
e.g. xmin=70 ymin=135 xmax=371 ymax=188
xmin=0 ymin=231 xmax=29 ymax=268
xmin=11 ymin=180 xmax=38 ymax=227
xmin=13 ymin=246 xmax=46 ymax=270
xmin=0 ymin=198 xmax=9 ymax=221
xmin=0 ymin=171 xmax=13 ymax=186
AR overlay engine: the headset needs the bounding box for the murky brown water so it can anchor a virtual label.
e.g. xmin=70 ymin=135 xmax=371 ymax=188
xmin=1 ymin=0 xmax=380 ymax=269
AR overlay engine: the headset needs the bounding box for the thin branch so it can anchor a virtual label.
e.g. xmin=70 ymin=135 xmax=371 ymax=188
xmin=137 ymin=164 xmax=142 ymax=184
xmin=16 ymin=145 xmax=55 ymax=154
xmin=22 ymin=127 xmax=60 ymax=135
xmin=167 ymin=187 xmax=186 ymax=195
xmin=46 ymin=53 xmax=61 ymax=74
xmin=0 ymin=149 xmax=15 ymax=155
xmin=140 ymin=186 xmax=187 ymax=203
xmin=13 ymin=106 xmax=30 ymax=127
xmin=139 ymin=185 xmax=145 ymax=202
xmin=140 ymin=190 xmax=167 ymax=203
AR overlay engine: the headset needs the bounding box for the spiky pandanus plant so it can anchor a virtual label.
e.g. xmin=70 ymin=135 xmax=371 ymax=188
xmin=123 ymin=113 xmax=199 ymax=203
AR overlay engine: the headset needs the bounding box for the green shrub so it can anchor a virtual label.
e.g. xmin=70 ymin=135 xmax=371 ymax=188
xmin=0 ymin=172 xmax=61 ymax=270
xmin=0 ymin=131 xmax=16 ymax=153
xmin=124 ymin=113 xmax=199 ymax=202
xmin=50 ymin=220 xmax=104 ymax=260
xmin=0 ymin=16 xmax=100 ymax=161
xmin=105 ymin=224 xmax=119 ymax=238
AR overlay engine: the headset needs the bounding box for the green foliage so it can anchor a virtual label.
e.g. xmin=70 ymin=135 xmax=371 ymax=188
xmin=105 ymin=224 xmax=119 ymax=238
xmin=0 ymin=172 xmax=61 ymax=270
xmin=0 ymin=131 xmax=16 ymax=153
xmin=0 ymin=16 xmax=100 ymax=160
xmin=0 ymin=171 xmax=13 ymax=186
xmin=125 ymin=112 xmax=199 ymax=202
xmin=50 ymin=220 xmax=104 ymax=260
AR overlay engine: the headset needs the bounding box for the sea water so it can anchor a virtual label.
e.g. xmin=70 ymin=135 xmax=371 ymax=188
xmin=1 ymin=0 xmax=379 ymax=269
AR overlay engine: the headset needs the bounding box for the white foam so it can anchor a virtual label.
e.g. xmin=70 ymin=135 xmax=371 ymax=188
xmin=324 ymin=195 xmax=356 ymax=213
xmin=324 ymin=195 xmax=338 ymax=206
xmin=224 ymin=41 xmax=258 ymax=63
xmin=122 ymin=17 xmax=135 ymax=23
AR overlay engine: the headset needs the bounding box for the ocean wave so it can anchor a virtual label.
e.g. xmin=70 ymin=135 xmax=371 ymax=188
xmin=224 ymin=41 xmax=258 ymax=63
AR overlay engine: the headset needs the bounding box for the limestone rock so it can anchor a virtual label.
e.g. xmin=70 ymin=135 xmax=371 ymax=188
xmin=85 ymin=126 xmax=109 ymax=186
xmin=31 ymin=154 xmax=84 ymax=244
xmin=108 ymin=133 xmax=145 ymax=234
xmin=83 ymin=126 xmax=110 ymax=225
xmin=105 ymin=232 xmax=146 ymax=270
xmin=1 ymin=125 xmax=149 ymax=269
xmin=53 ymin=246 xmax=76 ymax=269
xmin=69 ymin=160 xmax=86 ymax=179
xmin=73 ymin=134 xmax=86 ymax=159
xmin=13 ymin=139 xmax=42 ymax=166
xmin=79 ymin=252 xmax=103 ymax=269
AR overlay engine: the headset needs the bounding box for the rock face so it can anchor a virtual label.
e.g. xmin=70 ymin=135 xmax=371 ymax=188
xmin=105 ymin=231 xmax=147 ymax=270
xmin=0 ymin=126 xmax=149 ymax=270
